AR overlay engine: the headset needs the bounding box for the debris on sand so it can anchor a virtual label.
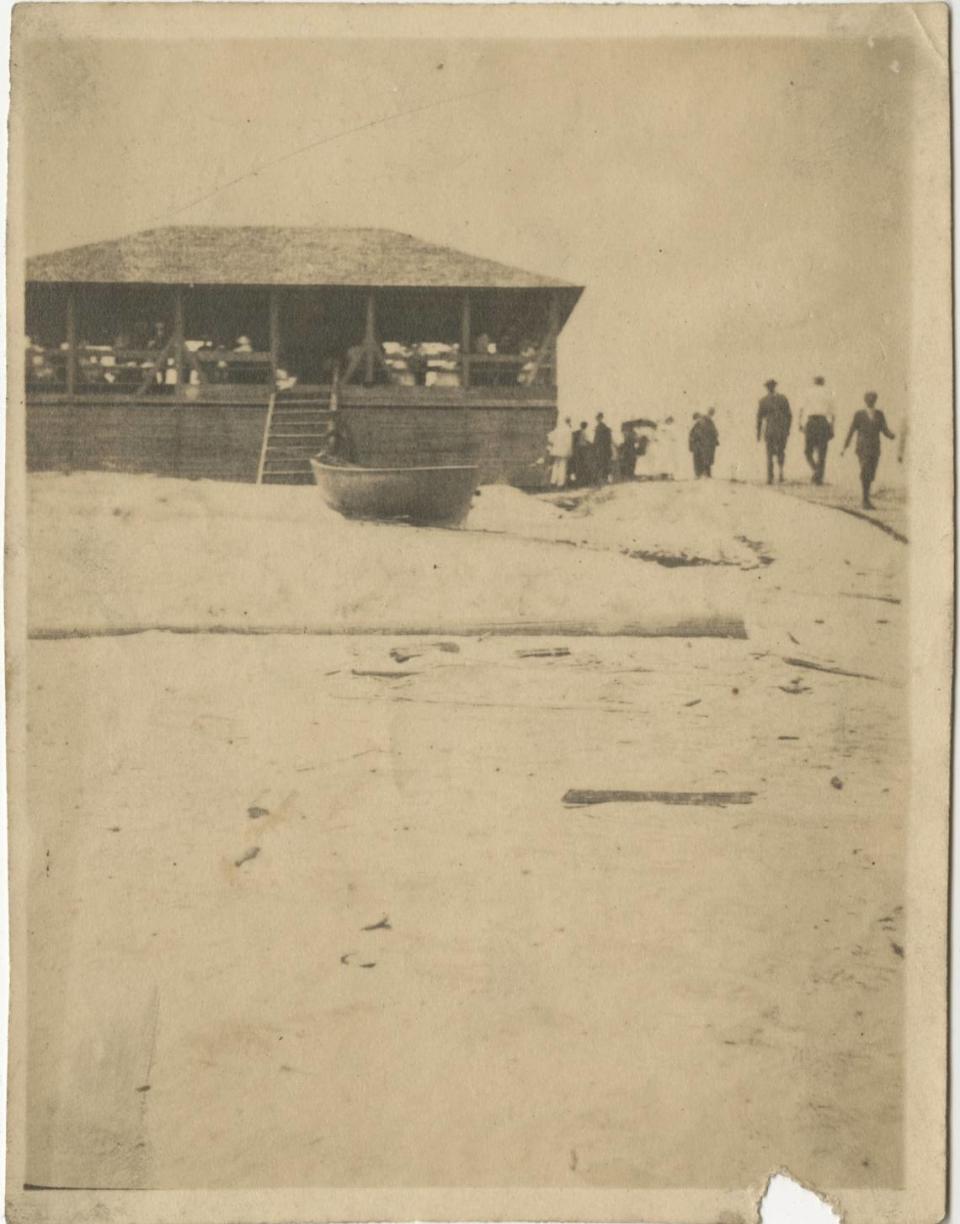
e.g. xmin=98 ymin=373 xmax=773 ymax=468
xmin=625 ymin=548 xmax=738 ymax=569
xmin=516 ymin=647 xmax=572 ymax=659
xmin=684 ymin=699 xmax=702 ymax=708
xmin=735 ymin=534 xmax=775 ymax=566
xmin=563 ymin=789 xmax=756 ymax=807
xmin=352 ymin=669 xmax=420 ymax=679
xmin=830 ymin=776 xmax=844 ymax=790
xmin=235 ymin=847 xmax=261 ymax=867
xmin=782 ymin=656 xmax=879 ymax=682
xmin=389 ymin=648 xmax=420 ymax=663
xmin=340 ymin=952 xmax=376 ymax=969
xmin=362 ymin=916 xmax=392 ymax=931
xmin=247 ymin=805 xmax=269 ymax=820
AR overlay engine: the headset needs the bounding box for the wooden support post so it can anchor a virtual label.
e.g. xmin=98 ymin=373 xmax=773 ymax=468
xmin=363 ymin=291 xmax=376 ymax=385
xmin=269 ymin=289 xmax=281 ymax=382
xmin=65 ymin=287 xmax=77 ymax=397
xmin=461 ymin=293 xmax=471 ymax=389
xmin=172 ymin=287 xmax=186 ymax=390
xmin=548 ymin=293 xmax=561 ymax=388
xmin=526 ymin=293 xmax=563 ymax=388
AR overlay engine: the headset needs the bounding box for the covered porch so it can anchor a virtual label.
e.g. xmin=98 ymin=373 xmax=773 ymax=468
xmin=25 ymin=282 xmax=564 ymax=402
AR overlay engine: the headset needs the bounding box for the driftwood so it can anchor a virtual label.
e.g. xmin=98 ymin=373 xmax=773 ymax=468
xmin=782 ymin=656 xmax=879 ymax=682
xmin=351 ymin=669 xmax=420 ymax=678
xmin=563 ymin=789 xmax=756 ymax=807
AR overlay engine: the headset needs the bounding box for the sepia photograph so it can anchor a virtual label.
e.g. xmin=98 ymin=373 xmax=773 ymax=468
xmin=4 ymin=5 xmax=952 ymax=1224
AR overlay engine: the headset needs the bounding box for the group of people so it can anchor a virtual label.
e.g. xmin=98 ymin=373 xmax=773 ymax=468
xmin=547 ymin=413 xmax=618 ymax=488
xmin=756 ymin=376 xmax=897 ymax=509
xmin=350 ymin=335 xmax=542 ymax=390
xmin=547 ymin=375 xmax=900 ymax=511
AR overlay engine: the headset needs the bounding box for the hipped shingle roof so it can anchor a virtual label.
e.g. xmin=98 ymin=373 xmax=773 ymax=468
xmin=26 ymin=226 xmax=582 ymax=296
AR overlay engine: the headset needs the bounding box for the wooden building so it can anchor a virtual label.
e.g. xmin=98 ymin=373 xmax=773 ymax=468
xmin=25 ymin=226 xmax=583 ymax=486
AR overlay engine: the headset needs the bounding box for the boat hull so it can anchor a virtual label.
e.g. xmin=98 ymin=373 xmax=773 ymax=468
xmin=310 ymin=459 xmax=479 ymax=525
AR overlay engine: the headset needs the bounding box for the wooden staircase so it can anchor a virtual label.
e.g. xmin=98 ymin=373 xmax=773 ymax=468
xmin=256 ymin=392 xmax=334 ymax=485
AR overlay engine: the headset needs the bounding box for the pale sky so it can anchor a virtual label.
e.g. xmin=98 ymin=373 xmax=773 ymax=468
xmin=19 ymin=27 xmax=915 ymax=450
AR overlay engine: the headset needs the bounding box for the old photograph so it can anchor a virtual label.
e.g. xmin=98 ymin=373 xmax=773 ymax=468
xmin=4 ymin=5 xmax=952 ymax=1224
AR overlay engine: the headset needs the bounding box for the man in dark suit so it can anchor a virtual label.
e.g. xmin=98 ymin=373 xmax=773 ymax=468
xmin=756 ymin=378 xmax=792 ymax=484
xmin=593 ymin=413 xmax=614 ymax=485
xmin=571 ymin=421 xmax=591 ymax=487
xmin=689 ymin=412 xmax=719 ymax=478
xmin=842 ymin=391 xmax=896 ymax=510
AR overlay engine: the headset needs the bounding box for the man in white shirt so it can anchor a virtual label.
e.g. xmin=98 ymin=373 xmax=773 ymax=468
xmin=798 ymin=375 xmax=836 ymax=485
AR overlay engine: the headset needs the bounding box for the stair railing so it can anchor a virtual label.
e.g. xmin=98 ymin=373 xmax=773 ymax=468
xmin=256 ymin=392 xmax=276 ymax=485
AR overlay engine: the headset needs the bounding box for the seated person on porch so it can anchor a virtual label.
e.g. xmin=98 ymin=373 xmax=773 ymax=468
xmin=422 ymin=342 xmax=461 ymax=388
xmin=147 ymin=321 xmax=168 ymax=350
xmin=26 ymin=338 xmax=60 ymax=387
xmin=517 ymin=339 xmax=538 ymax=386
xmin=383 ymin=341 xmax=416 ymax=386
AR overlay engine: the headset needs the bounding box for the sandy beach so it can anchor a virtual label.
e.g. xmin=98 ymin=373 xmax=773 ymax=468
xmin=23 ymin=471 xmax=907 ymax=1193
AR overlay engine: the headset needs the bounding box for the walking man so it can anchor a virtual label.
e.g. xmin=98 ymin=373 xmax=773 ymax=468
xmin=842 ymin=391 xmax=896 ymax=510
xmin=547 ymin=416 xmax=574 ymax=488
xmin=593 ymin=412 xmax=614 ymax=485
xmin=798 ymin=375 xmax=836 ymax=485
xmin=756 ymin=378 xmax=792 ymax=484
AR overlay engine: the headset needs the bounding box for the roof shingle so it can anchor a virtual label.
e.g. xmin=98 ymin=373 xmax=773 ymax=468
xmin=26 ymin=225 xmax=582 ymax=293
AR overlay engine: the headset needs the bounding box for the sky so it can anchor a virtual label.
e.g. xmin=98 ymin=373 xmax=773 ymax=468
xmin=18 ymin=26 xmax=916 ymax=462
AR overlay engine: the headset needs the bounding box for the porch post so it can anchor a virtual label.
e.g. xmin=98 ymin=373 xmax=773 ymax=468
xmin=363 ymin=290 xmax=376 ymax=385
xmin=172 ymin=286 xmax=186 ymax=390
xmin=461 ymin=292 xmax=471 ymax=389
xmin=548 ymin=293 xmax=561 ymax=388
xmin=269 ymin=289 xmax=281 ymax=381
xmin=65 ymin=287 xmax=77 ymax=397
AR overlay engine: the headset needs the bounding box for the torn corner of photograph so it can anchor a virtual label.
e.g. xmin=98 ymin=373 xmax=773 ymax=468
xmin=4 ymin=4 xmax=951 ymax=1224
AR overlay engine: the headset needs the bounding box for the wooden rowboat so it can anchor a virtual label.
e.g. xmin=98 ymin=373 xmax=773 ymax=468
xmin=310 ymin=458 xmax=479 ymax=525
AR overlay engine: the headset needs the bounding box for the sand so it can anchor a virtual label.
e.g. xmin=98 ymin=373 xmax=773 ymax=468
xmin=22 ymin=472 xmax=907 ymax=1195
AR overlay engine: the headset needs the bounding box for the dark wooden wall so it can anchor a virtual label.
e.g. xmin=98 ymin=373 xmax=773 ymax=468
xmin=25 ymin=398 xmax=557 ymax=488
xmin=26 ymin=401 xmax=268 ymax=483
xmin=343 ymin=405 xmax=556 ymax=487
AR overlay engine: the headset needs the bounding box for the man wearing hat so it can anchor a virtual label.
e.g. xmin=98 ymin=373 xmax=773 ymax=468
xmin=756 ymin=379 xmax=793 ymax=484
xmin=842 ymin=391 xmax=896 ymax=510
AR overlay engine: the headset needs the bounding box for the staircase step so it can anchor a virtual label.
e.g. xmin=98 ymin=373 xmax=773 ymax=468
xmin=256 ymin=394 xmax=333 ymax=486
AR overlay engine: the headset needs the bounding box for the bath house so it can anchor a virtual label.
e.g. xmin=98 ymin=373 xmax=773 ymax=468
xmin=25 ymin=226 xmax=583 ymax=485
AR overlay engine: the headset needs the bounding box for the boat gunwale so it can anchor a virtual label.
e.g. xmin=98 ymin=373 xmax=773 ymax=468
xmin=310 ymin=460 xmax=480 ymax=476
